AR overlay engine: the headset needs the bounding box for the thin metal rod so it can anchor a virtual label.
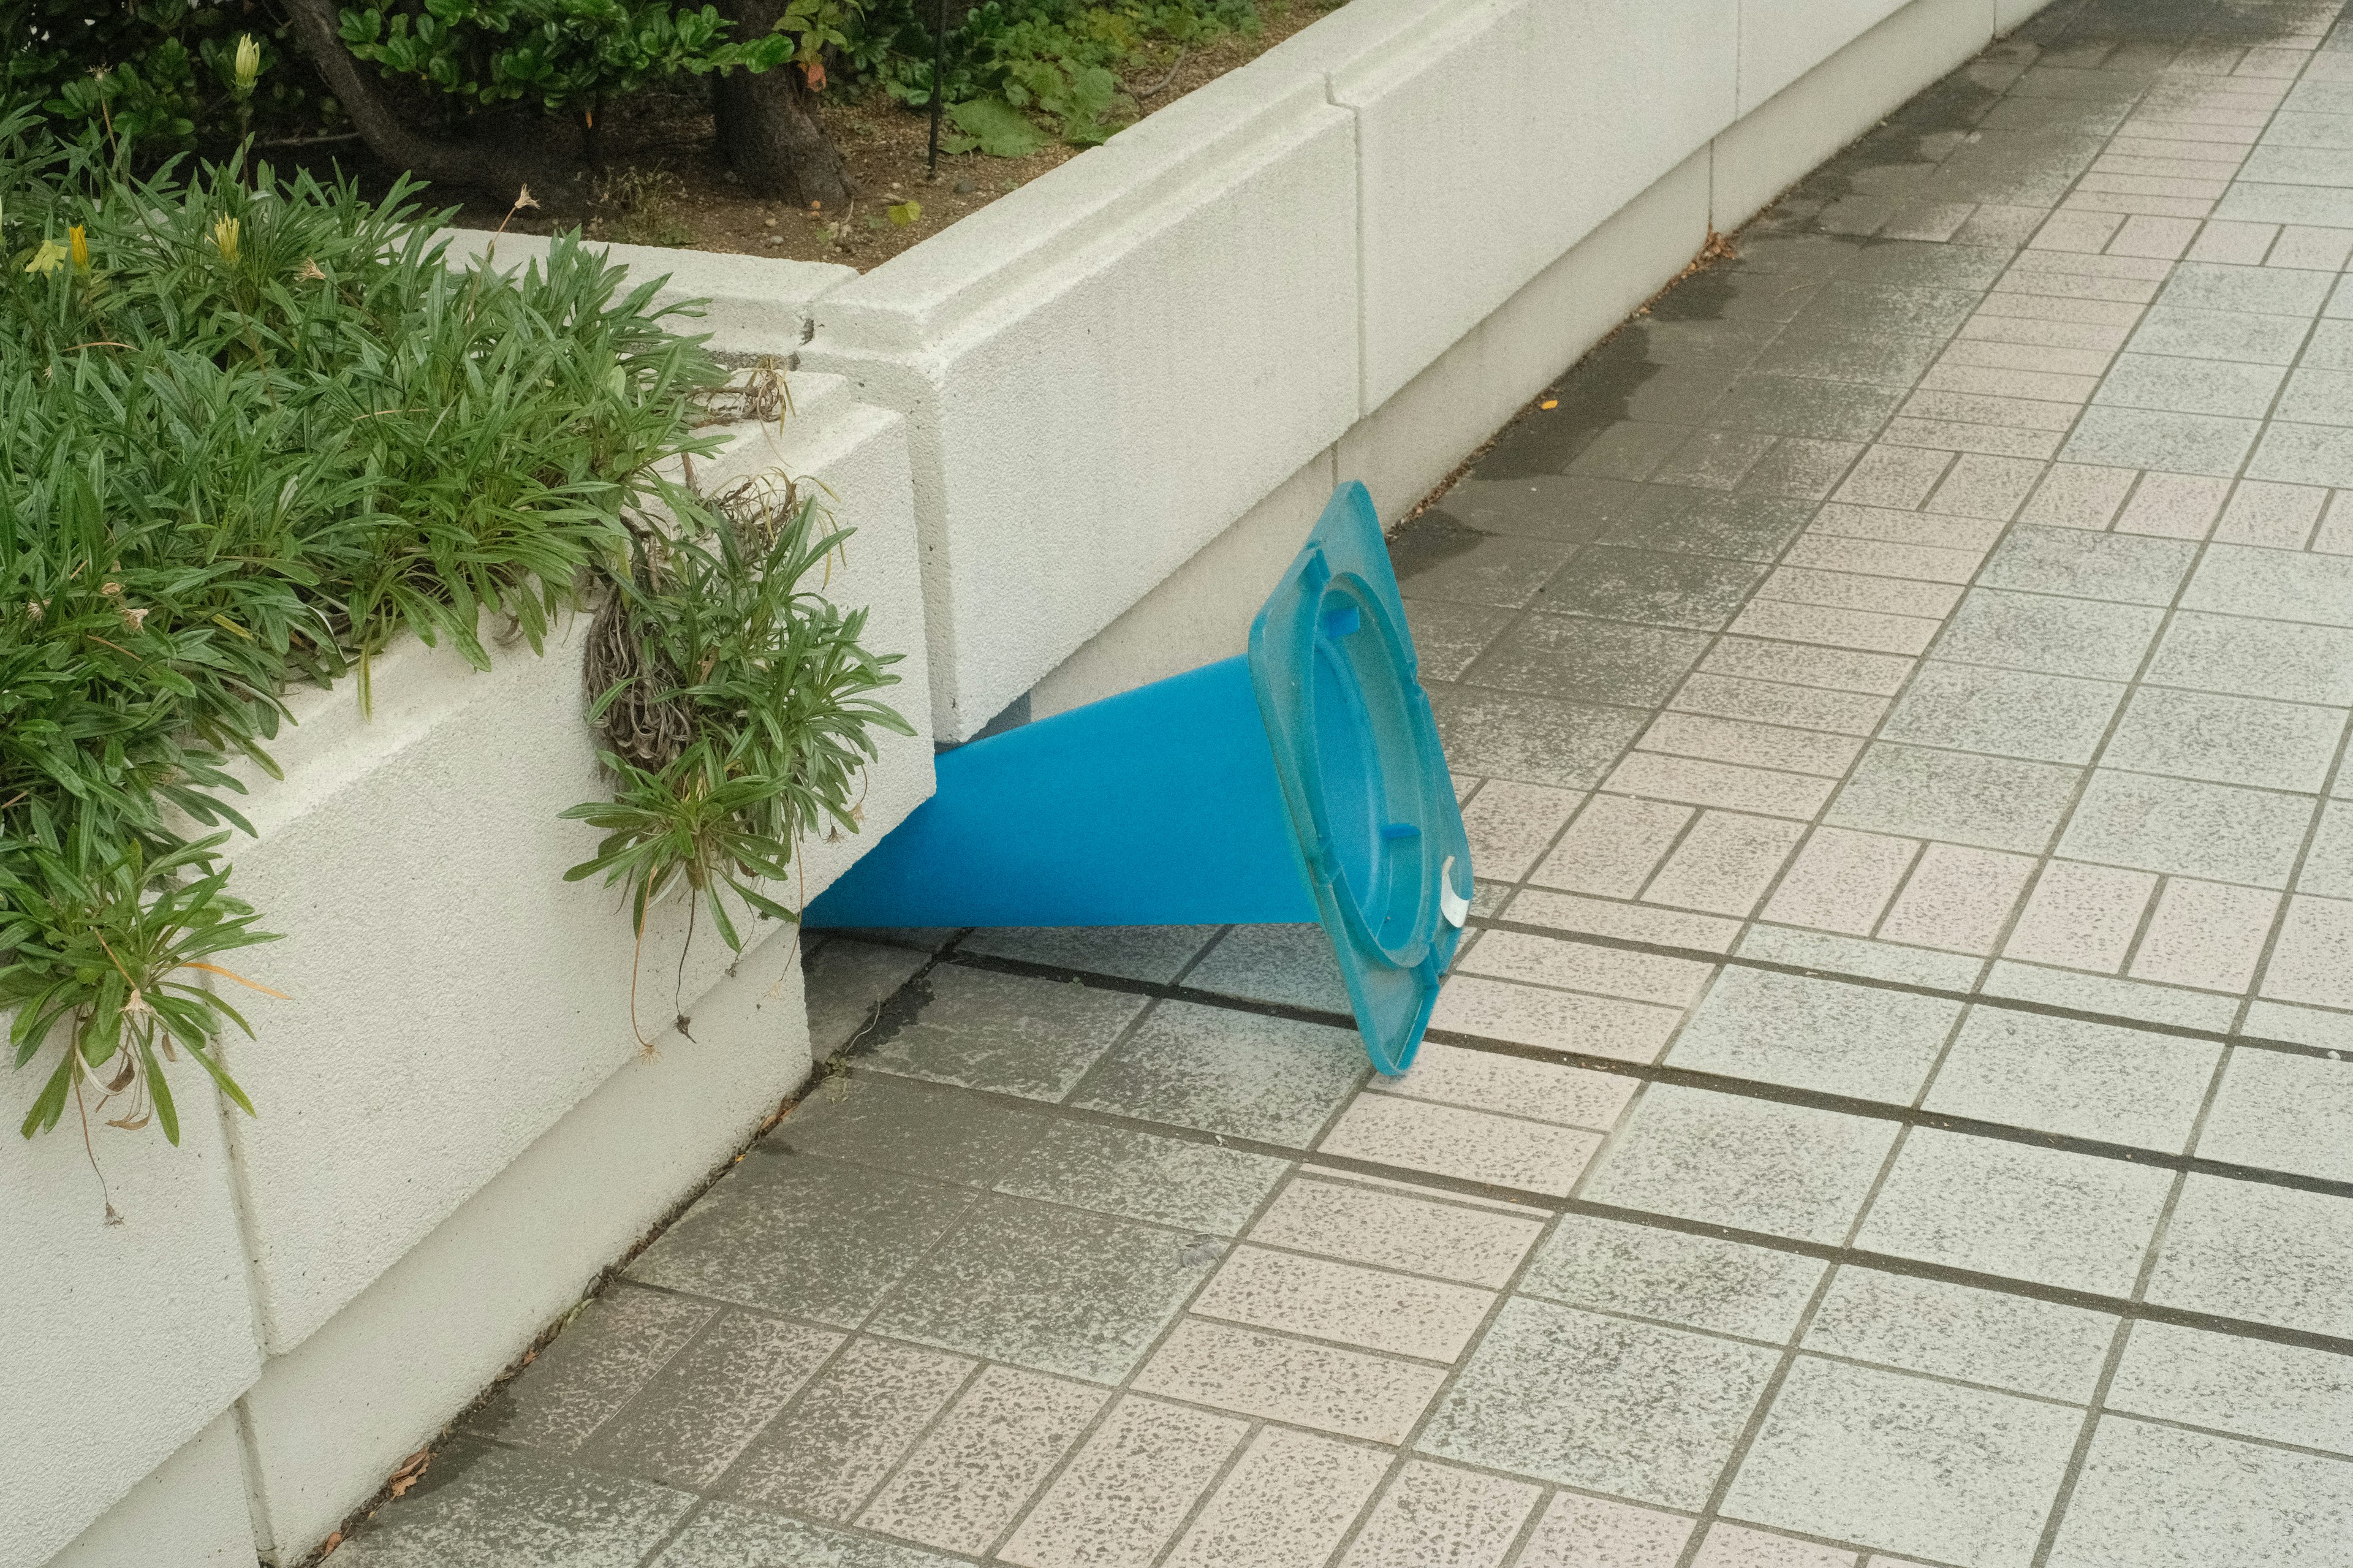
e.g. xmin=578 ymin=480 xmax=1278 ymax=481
xmin=926 ymin=0 xmax=947 ymax=176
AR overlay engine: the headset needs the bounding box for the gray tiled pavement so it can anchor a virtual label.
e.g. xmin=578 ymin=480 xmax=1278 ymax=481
xmin=341 ymin=4 xmax=2353 ymax=1566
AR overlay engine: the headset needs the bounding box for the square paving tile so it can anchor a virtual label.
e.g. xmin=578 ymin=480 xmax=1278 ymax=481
xmin=773 ymin=1072 xmax=1048 ymax=1187
xmin=2125 ymin=306 xmax=2313 ymax=365
xmin=1245 ymin=1175 xmax=1544 ymax=1289
xmin=1721 ymin=1358 xmax=2082 ymax=1568
xmin=867 ymin=1192 xmax=1219 ymax=1382
xmin=1430 ymin=684 xmax=1648 ymax=790
xmin=2047 ymin=1417 xmax=2353 ymax=1568
xmin=1828 ymin=744 xmax=2082 ymax=854
xmin=1598 ymin=489 xmax=1817 ymax=562
xmin=464 ymin=1284 xmax=716 ymax=1453
xmin=991 ymin=1118 xmax=1289 ymax=1235
xmin=805 ymin=937 xmax=932 ymax=1061
xmin=1464 ymin=615 xmax=1711 ymax=706
xmin=1845 ymin=240 xmax=2014 ymax=292
xmin=1071 ymin=999 xmax=1365 ymax=1146
xmin=1800 ymin=1267 xmax=2117 ymax=1403
xmin=1567 ymin=421 xmax=1697 ymax=482
xmin=2249 ymin=422 xmax=2353 ymax=489
xmin=577 ymin=1313 xmax=840 ymax=1491
xmin=1518 ymin=1213 xmax=1827 ymax=1343
xmin=998 ymin=1395 xmax=1248 ymax=1568
xmin=2156 ymin=261 xmax=2337 ymax=316
xmin=1416 ymin=1296 xmax=1779 ymax=1509
xmin=2099 ymin=686 xmax=2348 ymax=792
xmin=1394 ymin=531 xmax=1578 ymax=609
xmin=1755 ymin=327 xmax=1949 ymax=387
xmin=2146 ymin=612 xmax=2353 ymax=706
xmin=1534 ymin=548 xmax=1769 ymax=631
xmin=2300 ymin=803 xmax=2353 ymax=900
xmin=860 ymin=964 xmax=1150 ymax=1101
xmin=1517 ymin=1493 xmax=1696 ymax=1568
xmin=1666 ymin=968 xmax=1962 ymax=1105
xmin=649 ymin=1504 xmax=968 ymax=1568
xmin=857 ymin=1365 xmax=1105 ymax=1555
xmin=2058 ymin=770 xmax=2317 ymax=888
xmin=2147 ymin=1175 xmax=2353 ymax=1339
xmin=1881 ymin=662 xmax=2127 ymax=765
xmin=1339 ymin=1462 xmax=1540 ymax=1568
xmin=1976 ymin=526 xmax=2200 ymax=605
xmin=1710 ymin=376 xmax=1911 ymax=441
xmin=722 ymin=1337 xmax=976 ymax=1523
xmin=1580 ymin=1085 xmax=1900 ymax=1246
xmin=2276 ymin=368 xmax=2353 ymax=428
xmin=627 ymin=1153 xmax=971 ymax=1327
xmin=2106 ymin=1319 xmax=2353 ymax=1458
xmin=2195 ymin=1049 xmax=2353 ymax=1184
xmin=955 ymin=926 xmax=1219 ymax=985
xmin=1317 ymin=1091 xmax=1601 ymax=1195
xmin=1796 ymin=281 xmax=1982 ymax=338
xmin=1931 ymin=589 xmax=2166 ymax=681
xmin=1133 ymin=1317 xmax=1447 ymax=1443
xmin=336 ymin=1438 xmax=694 ymax=1568
xmin=1162 ymin=1426 xmax=1390 ymax=1568
xmin=2180 ymin=544 xmax=2353 ymax=628
xmin=1183 ymin=923 xmax=1350 ymax=1012
xmin=2093 ymin=352 xmax=2290 ymax=417
xmin=1374 ymin=1043 xmax=1633 ymax=1132
xmin=1190 ymin=1244 xmax=1494 ymax=1362
xmin=2061 ymin=406 xmax=2264 ymax=477
xmin=1403 ymin=597 xmax=1518 ymax=681
xmin=1854 ymin=1129 xmax=2174 ymax=1296
xmin=1924 ymin=1009 xmax=2220 ymax=1154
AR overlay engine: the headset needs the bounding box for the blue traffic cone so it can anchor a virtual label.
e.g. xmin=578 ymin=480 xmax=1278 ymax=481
xmin=806 ymin=483 xmax=1473 ymax=1075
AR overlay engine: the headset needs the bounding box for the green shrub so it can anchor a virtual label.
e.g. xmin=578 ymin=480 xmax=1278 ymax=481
xmin=0 ymin=118 xmax=905 ymax=1154
xmin=3 ymin=0 xmax=312 ymax=167
xmin=336 ymin=0 xmax=787 ymax=118
xmin=854 ymin=0 xmax=1260 ymax=145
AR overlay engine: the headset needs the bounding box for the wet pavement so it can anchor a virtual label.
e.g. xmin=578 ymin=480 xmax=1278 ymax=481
xmin=342 ymin=2 xmax=2353 ymax=1565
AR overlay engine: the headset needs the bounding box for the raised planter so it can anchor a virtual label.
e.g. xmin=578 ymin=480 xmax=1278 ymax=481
xmin=12 ymin=305 xmax=931 ymax=1565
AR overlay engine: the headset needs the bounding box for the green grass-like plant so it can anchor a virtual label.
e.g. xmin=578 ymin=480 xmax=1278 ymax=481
xmin=564 ymin=488 xmax=911 ymax=1039
xmin=0 ymin=115 xmax=903 ymax=1157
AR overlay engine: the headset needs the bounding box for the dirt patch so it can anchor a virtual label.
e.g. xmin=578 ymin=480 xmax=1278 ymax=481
xmin=449 ymin=0 xmax=1332 ymax=272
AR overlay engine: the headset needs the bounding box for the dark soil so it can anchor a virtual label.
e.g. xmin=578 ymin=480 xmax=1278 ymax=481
xmin=446 ymin=0 xmax=1332 ymax=272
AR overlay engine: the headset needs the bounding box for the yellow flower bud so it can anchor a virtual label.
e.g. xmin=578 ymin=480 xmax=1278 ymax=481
xmin=213 ymin=217 xmax=240 ymax=263
xmin=233 ymin=34 xmax=260 ymax=93
xmin=67 ymin=225 xmax=86 ymax=270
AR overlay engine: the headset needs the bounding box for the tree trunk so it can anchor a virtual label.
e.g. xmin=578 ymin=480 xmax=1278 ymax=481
xmin=281 ymin=0 xmax=582 ymax=202
xmin=710 ymin=0 xmax=855 ymax=207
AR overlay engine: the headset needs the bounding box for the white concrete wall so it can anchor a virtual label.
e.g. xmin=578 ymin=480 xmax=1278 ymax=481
xmin=1716 ymin=0 xmax=2001 ymax=229
xmin=44 ymin=1415 xmax=256 ymax=1568
xmin=1743 ymin=0 xmax=1917 ymax=113
xmin=1022 ymin=0 xmax=2037 ymax=727
xmin=813 ymin=0 xmax=2046 ymax=742
xmin=805 ymin=57 xmax=1363 ymax=741
xmin=2 ymin=1078 xmax=260 ymax=1568
xmin=238 ymin=940 xmax=809 ymax=1560
xmin=1338 ymin=0 xmax=1737 ymax=412
xmin=12 ymin=328 xmax=928 ymax=1565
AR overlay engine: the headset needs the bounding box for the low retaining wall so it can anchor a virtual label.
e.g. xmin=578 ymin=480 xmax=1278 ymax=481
xmin=805 ymin=0 xmax=2052 ymax=738
xmin=10 ymin=344 xmax=931 ymax=1567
